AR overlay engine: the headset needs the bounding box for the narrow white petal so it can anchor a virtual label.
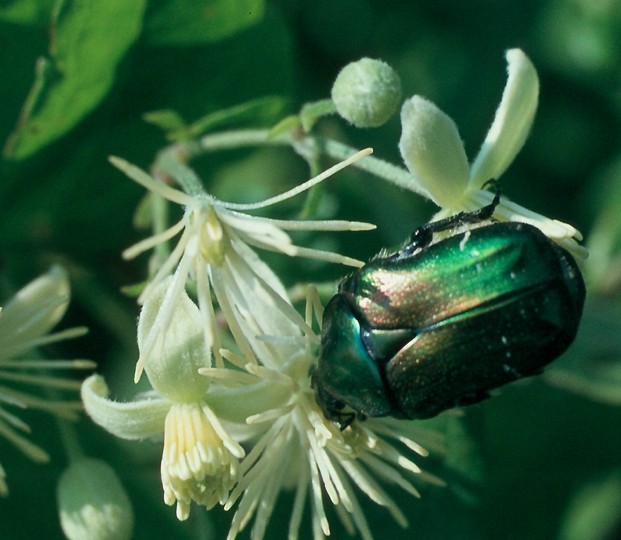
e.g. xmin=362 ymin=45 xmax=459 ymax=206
xmin=222 ymin=210 xmax=375 ymax=232
xmin=214 ymin=263 xmax=290 ymax=368
xmin=208 ymin=266 xmax=257 ymax=364
xmin=399 ymin=96 xmax=469 ymax=208
xmin=109 ymin=156 xmax=192 ymax=206
xmin=469 ymin=49 xmax=539 ymax=187
xmin=436 ymin=189 xmax=588 ymax=262
xmin=226 ymin=243 xmax=309 ymax=340
xmin=136 ymin=224 xmax=193 ymax=305
xmin=308 ymin=447 xmax=331 ymax=536
xmin=220 ymin=212 xmax=296 ymax=255
xmin=288 ymin=463 xmax=309 ymax=540
xmin=495 ymin=198 xmax=579 ymax=238
xmin=195 ymin=264 xmax=222 ymax=367
xmin=478 ymin=196 xmax=588 ymax=262
xmin=220 ymin=148 xmax=373 ymax=211
xmin=331 ymin=471 xmax=374 ymax=540
xmin=306 ymin=431 xmax=342 ymax=506
xmin=287 ymin=245 xmax=366 ymax=268
xmin=240 ymin=229 xmax=366 ymax=267
xmin=122 ymin=218 xmax=186 ymax=260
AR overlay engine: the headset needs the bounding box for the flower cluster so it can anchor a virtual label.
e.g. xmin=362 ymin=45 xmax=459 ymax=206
xmin=0 ymin=267 xmax=93 ymax=496
xmin=83 ymin=146 xmax=444 ymax=537
xmin=82 ymin=48 xmax=586 ymax=540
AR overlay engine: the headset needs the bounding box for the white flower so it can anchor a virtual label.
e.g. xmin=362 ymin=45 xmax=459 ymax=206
xmin=82 ymin=283 xmax=445 ymax=536
xmin=198 ymin=297 xmax=445 ymax=540
xmin=82 ymin=373 xmax=244 ymax=522
xmin=219 ymin=365 xmax=443 ymax=540
xmin=110 ymin=150 xmax=375 ymax=382
xmin=82 ymin=280 xmax=246 ymax=521
xmin=0 ymin=266 xmax=93 ymax=496
xmin=398 ymin=48 xmax=587 ymax=262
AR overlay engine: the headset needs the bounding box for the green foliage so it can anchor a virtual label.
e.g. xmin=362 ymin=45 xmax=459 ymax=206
xmin=1 ymin=1 xmax=620 ymax=539
xmin=2 ymin=0 xmax=147 ymax=160
xmin=144 ymin=0 xmax=264 ymax=45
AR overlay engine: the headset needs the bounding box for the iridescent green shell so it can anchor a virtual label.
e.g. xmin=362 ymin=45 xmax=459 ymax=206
xmin=314 ymin=222 xmax=585 ymax=421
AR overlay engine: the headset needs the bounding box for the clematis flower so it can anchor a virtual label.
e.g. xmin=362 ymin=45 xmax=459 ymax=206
xmin=398 ymin=48 xmax=587 ymax=262
xmin=206 ymin=357 xmax=445 ymax=540
xmin=0 ymin=266 xmax=93 ymax=496
xmin=82 ymin=279 xmax=245 ymax=521
xmin=82 ymin=283 xmax=445 ymax=538
xmin=110 ymin=150 xmax=375 ymax=382
xmin=197 ymin=291 xmax=445 ymax=540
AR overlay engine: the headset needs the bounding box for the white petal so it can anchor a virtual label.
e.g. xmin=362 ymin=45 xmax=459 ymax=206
xmin=81 ymin=375 xmax=170 ymax=440
xmin=222 ymin=210 xmax=375 ymax=233
xmin=469 ymin=49 xmax=539 ymax=188
xmin=228 ymin=237 xmax=291 ymax=303
xmin=399 ymin=96 xmax=469 ymax=208
xmin=135 ymin=256 xmax=195 ymax=382
xmin=219 ymin=211 xmax=296 ymax=256
xmin=494 ymin=199 xmax=588 ymax=262
xmin=220 ymin=148 xmax=372 ymax=211
xmin=213 ymin=249 xmax=306 ymax=368
xmin=109 ymin=156 xmax=191 ymax=206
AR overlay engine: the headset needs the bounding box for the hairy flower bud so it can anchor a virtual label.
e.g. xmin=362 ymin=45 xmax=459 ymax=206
xmin=331 ymin=57 xmax=402 ymax=127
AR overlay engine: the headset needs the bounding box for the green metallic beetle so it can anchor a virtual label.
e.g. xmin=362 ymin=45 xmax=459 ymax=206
xmin=312 ymin=184 xmax=586 ymax=426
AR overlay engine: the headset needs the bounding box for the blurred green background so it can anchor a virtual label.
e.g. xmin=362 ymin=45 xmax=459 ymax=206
xmin=1 ymin=0 xmax=621 ymax=539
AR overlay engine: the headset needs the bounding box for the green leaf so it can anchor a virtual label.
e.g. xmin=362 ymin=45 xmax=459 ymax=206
xmin=3 ymin=0 xmax=147 ymax=160
xmin=142 ymin=109 xmax=187 ymax=133
xmin=144 ymin=0 xmax=264 ymax=45
xmin=0 ymin=0 xmax=55 ymax=25
xmin=168 ymin=95 xmax=288 ymax=140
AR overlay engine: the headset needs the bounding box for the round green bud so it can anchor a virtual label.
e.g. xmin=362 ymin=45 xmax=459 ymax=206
xmin=57 ymin=458 xmax=134 ymax=540
xmin=331 ymin=58 xmax=402 ymax=128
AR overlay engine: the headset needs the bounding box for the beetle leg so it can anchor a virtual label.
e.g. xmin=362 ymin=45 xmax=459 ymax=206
xmin=338 ymin=411 xmax=357 ymax=431
xmin=429 ymin=179 xmax=501 ymax=232
xmin=397 ymin=179 xmax=501 ymax=259
xmin=467 ymin=179 xmax=501 ymax=222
